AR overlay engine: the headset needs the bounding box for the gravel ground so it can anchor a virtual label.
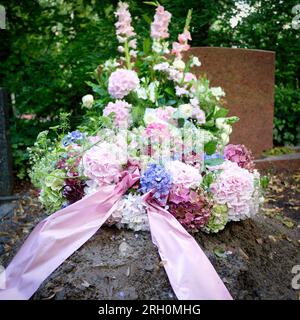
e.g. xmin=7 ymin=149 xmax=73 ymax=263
xmin=0 ymin=169 xmax=299 ymax=300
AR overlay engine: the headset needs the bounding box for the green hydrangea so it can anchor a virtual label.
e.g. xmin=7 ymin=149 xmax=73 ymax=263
xmin=204 ymin=204 xmax=228 ymax=233
xmin=39 ymin=186 xmax=64 ymax=214
xmin=44 ymin=169 xmax=65 ymax=191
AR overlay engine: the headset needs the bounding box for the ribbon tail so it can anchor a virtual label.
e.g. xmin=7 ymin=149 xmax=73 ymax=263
xmin=0 ymin=169 xmax=139 ymax=300
xmin=146 ymin=199 xmax=233 ymax=300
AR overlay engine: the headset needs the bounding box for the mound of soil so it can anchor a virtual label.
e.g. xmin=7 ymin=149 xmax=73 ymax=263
xmin=0 ymin=169 xmax=299 ymax=300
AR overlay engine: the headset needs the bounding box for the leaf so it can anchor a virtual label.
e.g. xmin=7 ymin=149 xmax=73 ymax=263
xmin=204 ymin=141 xmax=217 ymax=155
xmin=164 ymin=87 xmax=175 ymax=97
xmin=214 ymin=248 xmax=226 ymax=258
xmin=143 ymin=38 xmax=151 ymax=54
xmin=214 ymin=107 xmax=229 ymax=118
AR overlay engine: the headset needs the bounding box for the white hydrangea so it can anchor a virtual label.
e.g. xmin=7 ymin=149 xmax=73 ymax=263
xmin=110 ymin=194 xmax=150 ymax=232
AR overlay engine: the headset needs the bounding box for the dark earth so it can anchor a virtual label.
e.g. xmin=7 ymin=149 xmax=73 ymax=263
xmin=0 ymin=169 xmax=299 ymax=300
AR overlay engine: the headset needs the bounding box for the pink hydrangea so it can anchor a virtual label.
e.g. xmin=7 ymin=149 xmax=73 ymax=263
xmin=210 ymin=161 xmax=255 ymax=221
xmin=169 ymin=191 xmax=212 ymax=232
xmin=155 ymin=106 xmax=177 ymax=125
xmin=82 ymin=141 xmax=126 ymax=187
xmin=115 ymin=2 xmax=135 ymax=39
xmin=165 ymin=160 xmax=202 ymax=204
xmin=224 ymin=144 xmax=255 ymax=172
xmin=145 ymin=123 xmax=170 ymax=139
xmin=108 ymin=69 xmax=139 ymax=99
xmin=151 ymin=6 xmax=172 ymax=40
xmin=103 ymin=100 xmax=132 ymax=128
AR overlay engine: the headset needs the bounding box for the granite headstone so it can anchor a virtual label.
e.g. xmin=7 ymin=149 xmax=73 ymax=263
xmin=188 ymin=47 xmax=275 ymax=157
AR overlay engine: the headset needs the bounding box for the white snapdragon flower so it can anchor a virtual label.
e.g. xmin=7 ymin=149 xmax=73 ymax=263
xmin=82 ymin=94 xmax=94 ymax=109
xmin=153 ymin=62 xmax=170 ymax=72
xmin=211 ymin=87 xmax=225 ymax=100
xmin=135 ymin=86 xmax=148 ymax=100
xmin=178 ymin=103 xmax=194 ymax=118
xmin=173 ymin=58 xmax=185 ymax=71
xmin=191 ymin=56 xmax=201 ymax=67
xmin=148 ymin=81 xmax=159 ymax=103
xmin=103 ymin=58 xmax=120 ymax=71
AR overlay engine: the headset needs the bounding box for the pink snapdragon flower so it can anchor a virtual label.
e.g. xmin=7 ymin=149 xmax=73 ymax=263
xmin=108 ymin=68 xmax=139 ymax=99
xmin=103 ymin=100 xmax=132 ymax=128
xmin=115 ymin=2 xmax=135 ymax=39
xmin=172 ymin=29 xmax=192 ymax=58
xmin=150 ymin=6 xmax=172 ymax=40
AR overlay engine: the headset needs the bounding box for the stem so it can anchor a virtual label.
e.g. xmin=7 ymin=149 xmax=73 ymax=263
xmin=124 ymin=39 xmax=132 ymax=70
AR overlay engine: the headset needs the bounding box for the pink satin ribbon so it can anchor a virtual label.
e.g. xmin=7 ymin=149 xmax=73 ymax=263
xmin=0 ymin=168 xmax=232 ymax=300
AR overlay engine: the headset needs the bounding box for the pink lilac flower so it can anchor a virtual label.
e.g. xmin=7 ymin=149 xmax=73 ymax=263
xmin=103 ymin=100 xmax=132 ymax=128
xmin=108 ymin=69 xmax=139 ymax=99
xmin=210 ymin=161 xmax=255 ymax=221
xmin=169 ymin=191 xmax=212 ymax=232
xmin=224 ymin=144 xmax=255 ymax=172
xmin=115 ymin=2 xmax=136 ymax=40
xmin=150 ymin=6 xmax=172 ymax=40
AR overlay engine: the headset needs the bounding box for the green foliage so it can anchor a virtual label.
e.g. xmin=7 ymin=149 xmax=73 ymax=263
xmin=209 ymin=0 xmax=300 ymax=146
xmin=262 ymin=146 xmax=295 ymax=157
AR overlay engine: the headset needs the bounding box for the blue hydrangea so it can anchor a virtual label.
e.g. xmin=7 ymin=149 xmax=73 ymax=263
xmin=62 ymin=130 xmax=84 ymax=147
xmin=140 ymin=163 xmax=172 ymax=203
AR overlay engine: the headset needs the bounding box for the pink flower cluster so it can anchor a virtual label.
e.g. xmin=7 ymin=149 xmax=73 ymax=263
xmin=145 ymin=123 xmax=170 ymax=139
xmin=172 ymin=30 xmax=191 ymax=58
xmin=103 ymin=100 xmax=132 ymax=128
xmin=151 ymin=6 xmax=172 ymax=40
xmin=115 ymin=2 xmax=136 ymax=39
xmin=165 ymin=161 xmax=203 ymax=204
xmin=82 ymin=141 xmax=125 ymax=187
xmin=155 ymin=106 xmax=177 ymax=125
xmin=210 ymin=161 xmax=255 ymax=221
xmin=224 ymin=144 xmax=255 ymax=172
xmin=108 ymin=69 xmax=139 ymax=99
xmin=169 ymin=191 xmax=212 ymax=232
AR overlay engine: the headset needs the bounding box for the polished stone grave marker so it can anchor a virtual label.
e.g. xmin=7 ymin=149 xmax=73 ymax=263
xmin=189 ymin=47 xmax=275 ymax=157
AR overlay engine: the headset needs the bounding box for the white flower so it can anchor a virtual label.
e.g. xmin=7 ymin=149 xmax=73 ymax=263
xmin=178 ymin=103 xmax=194 ymax=118
xmin=175 ymin=86 xmax=189 ymax=96
xmin=111 ymin=194 xmax=150 ymax=232
xmin=190 ymin=97 xmax=199 ymax=107
xmin=82 ymin=94 xmax=94 ymax=109
xmin=118 ymin=46 xmax=125 ymax=53
xmin=220 ymin=132 xmax=230 ymax=145
xmin=211 ymin=87 xmax=225 ymax=99
xmin=148 ymin=81 xmax=159 ymax=103
xmin=191 ymin=56 xmax=201 ymax=67
xmin=153 ymin=62 xmax=170 ymax=71
xmin=135 ymin=86 xmax=148 ymax=100
xmin=173 ymin=58 xmax=185 ymax=71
